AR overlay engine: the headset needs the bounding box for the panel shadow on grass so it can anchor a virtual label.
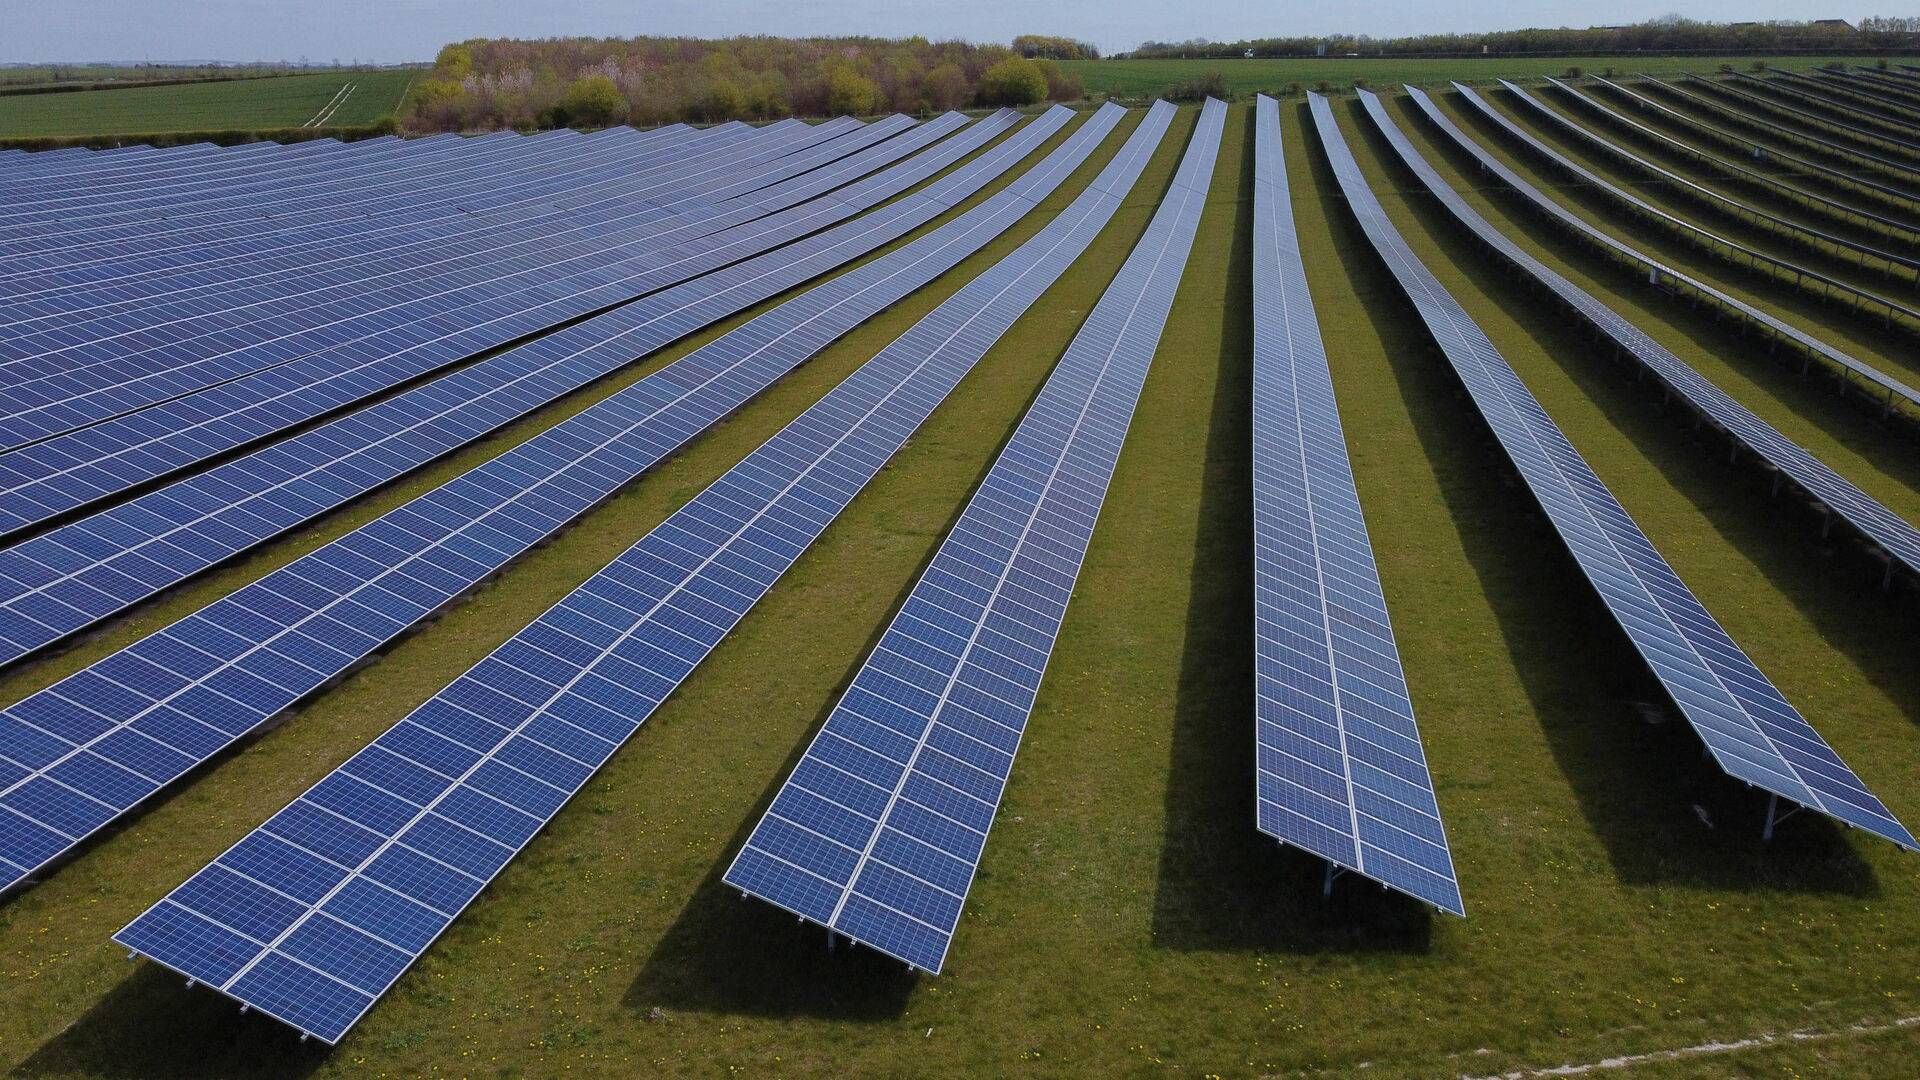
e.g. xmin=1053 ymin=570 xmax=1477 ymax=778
xmin=1329 ymin=95 xmax=1876 ymax=897
xmin=1149 ymin=102 xmax=1436 ymax=955
xmin=13 ymin=964 xmax=329 ymax=1079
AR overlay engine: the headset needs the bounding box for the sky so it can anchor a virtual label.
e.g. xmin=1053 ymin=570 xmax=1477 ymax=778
xmin=3 ymin=1 xmax=1878 ymax=65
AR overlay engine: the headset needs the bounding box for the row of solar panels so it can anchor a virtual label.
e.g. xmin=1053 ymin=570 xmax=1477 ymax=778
xmin=0 ymin=86 xmax=1912 ymax=1047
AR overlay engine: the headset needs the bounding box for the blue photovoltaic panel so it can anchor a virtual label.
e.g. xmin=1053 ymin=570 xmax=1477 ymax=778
xmin=0 ymin=119 xmax=841 ymax=357
xmin=1389 ymin=87 xmax=1920 ymax=581
xmin=1246 ymin=96 xmax=1462 ymax=915
xmin=0 ymin=110 xmax=1002 ymax=668
xmin=0 ymin=130 xmax=620 ymax=299
xmin=726 ymin=98 xmax=1226 ymax=974
xmin=1753 ymin=71 xmax=1920 ymax=140
xmin=1310 ymin=91 xmax=1916 ymax=852
xmin=0 ymin=118 xmax=870 ymax=446
xmin=0 ymin=104 xmax=1086 ymax=897
xmin=1714 ymin=70 xmax=1920 ymax=151
xmin=0 ymin=126 xmax=708 ymax=331
xmin=0 ymin=119 xmax=932 ymax=534
xmin=1447 ymin=82 xmax=1920 ymax=412
xmin=1586 ymin=75 xmax=1920 ymax=208
xmin=1540 ymin=78 xmax=1920 ymax=243
xmin=1492 ymin=80 xmax=1920 ymax=277
xmin=116 ymin=100 xmax=1156 ymax=1045
xmin=1638 ymin=75 xmax=1920 ymax=180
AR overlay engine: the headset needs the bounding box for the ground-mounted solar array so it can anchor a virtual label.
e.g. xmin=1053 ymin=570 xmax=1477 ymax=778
xmin=2 ymin=69 xmax=1920 ymax=1077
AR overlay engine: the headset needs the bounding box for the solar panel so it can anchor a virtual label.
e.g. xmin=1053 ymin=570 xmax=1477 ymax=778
xmin=0 ymin=110 xmax=1005 ymax=667
xmin=1586 ymin=75 xmax=1918 ymax=207
xmin=1392 ymin=85 xmax=1920 ymax=582
xmin=0 ymin=121 xmax=839 ymax=352
xmin=1774 ymin=69 xmax=1920 ymax=129
xmin=115 ymin=99 xmax=1161 ymax=1045
xmin=1645 ymin=75 xmax=1920 ymax=179
xmin=1246 ymin=95 xmax=1462 ymax=915
xmin=0 ymin=127 xmax=628 ymax=260
xmin=1309 ymin=91 xmax=1916 ymax=852
xmin=1443 ymin=83 xmax=1920 ymax=412
xmin=0 ymin=127 xmax=695 ymax=333
xmin=0 ymin=120 xmax=940 ymax=532
xmin=1541 ymin=78 xmax=1920 ymax=242
xmin=1721 ymin=70 xmax=1920 ymax=150
xmin=725 ymin=96 xmax=1227 ymax=974
xmin=0 ymin=103 xmax=1099 ymax=897
xmin=0 ymin=119 xmax=866 ymax=440
xmin=1494 ymin=80 xmax=1919 ymax=278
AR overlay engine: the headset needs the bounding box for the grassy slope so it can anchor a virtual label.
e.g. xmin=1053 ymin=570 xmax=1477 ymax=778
xmin=0 ymin=98 xmax=1918 ymax=1077
xmin=0 ymin=70 xmax=414 ymax=135
xmin=1063 ymin=56 xmax=1866 ymax=97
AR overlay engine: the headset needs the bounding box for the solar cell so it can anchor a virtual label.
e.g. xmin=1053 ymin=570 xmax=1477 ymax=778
xmin=0 ymin=121 xmax=935 ymax=531
xmin=1541 ymin=78 xmax=1920 ymax=243
xmin=1444 ymin=82 xmax=1920 ymax=412
xmin=726 ymin=97 xmax=1226 ymax=974
xmin=1495 ymin=80 xmax=1920 ymax=278
xmin=1587 ymin=75 xmax=1920 ymax=208
xmin=115 ymin=99 xmax=1160 ymax=1045
xmin=1393 ymin=85 xmax=1920 ymax=582
xmin=1773 ymin=70 xmax=1920 ymax=131
xmin=0 ymin=103 xmax=1096 ymax=896
xmin=1310 ymin=90 xmax=1915 ymax=853
xmin=0 ymin=122 xmax=809 ymax=348
xmin=0 ymin=118 xmax=863 ymax=439
xmin=0 ymin=128 xmax=690 ymax=328
xmin=1724 ymin=70 xmax=1920 ymax=147
xmin=0 ymin=109 xmax=1001 ymax=666
xmin=1246 ymin=95 xmax=1462 ymax=914
xmin=1644 ymin=75 xmax=1920 ymax=179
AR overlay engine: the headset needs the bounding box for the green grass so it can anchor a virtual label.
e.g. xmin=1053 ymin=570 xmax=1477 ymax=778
xmin=1063 ymin=56 xmax=1868 ymax=98
xmin=0 ymin=70 xmax=415 ymax=136
xmin=2 ymin=100 xmax=1920 ymax=1077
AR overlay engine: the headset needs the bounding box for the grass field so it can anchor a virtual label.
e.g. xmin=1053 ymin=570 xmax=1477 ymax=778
xmin=0 ymin=69 xmax=415 ymax=136
xmin=2 ymin=91 xmax=1920 ymax=1077
xmin=1063 ymin=55 xmax=1871 ymax=97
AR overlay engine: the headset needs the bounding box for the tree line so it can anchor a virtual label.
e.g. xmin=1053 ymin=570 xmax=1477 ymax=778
xmin=405 ymin=36 xmax=1094 ymax=132
xmin=1124 ymin=15 xmax=1917 ymax=59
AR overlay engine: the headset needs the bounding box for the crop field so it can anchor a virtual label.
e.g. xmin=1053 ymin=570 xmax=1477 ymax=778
xmin=0 ymin=69 xmax=415 ymax=136
xmin=1 ymin=72 xmax=1919 ymax=1079
xmin=1063 ymin=55 xmax=1868 ymax=96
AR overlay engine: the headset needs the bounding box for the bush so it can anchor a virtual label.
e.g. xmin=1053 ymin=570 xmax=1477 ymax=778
xmin=558 ymin=74 xmax=627 ymax=127
xmin=1166 ymin=69 xmax=1229 ymax=102
xmin=1750 ymin=60 xmax=1768 ymax=71
xmin=1603 ymin=66 xmax=1618 ymax=77
xmin=1283 ymin=81 xmax=1303 ymax=96
xmin=1034 ymin=59 xmax=1084 ymax=101
xmin=978 ymin=56 xmax=1048 ymax=106
xmin=704 ymin=78 xmax=747 ymax=121
xmin=1718 ymin=63 xmax=1735 ymax=74
xmin=434 ymin=43 xmax=474 ymax=80
xmin=825 ymin=67 xmax=884 ymax=116
xmin=1563 ymin=66 xmax=1583 ymax=78
xmin=924 ymin=62 xmax=969 ymax=110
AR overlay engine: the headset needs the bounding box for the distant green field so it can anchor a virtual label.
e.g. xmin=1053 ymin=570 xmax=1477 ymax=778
xmin=0 ymin=69 xmax=415 ymax=136
xmin=1061 ymin=55 xmax=1866 ymax=96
